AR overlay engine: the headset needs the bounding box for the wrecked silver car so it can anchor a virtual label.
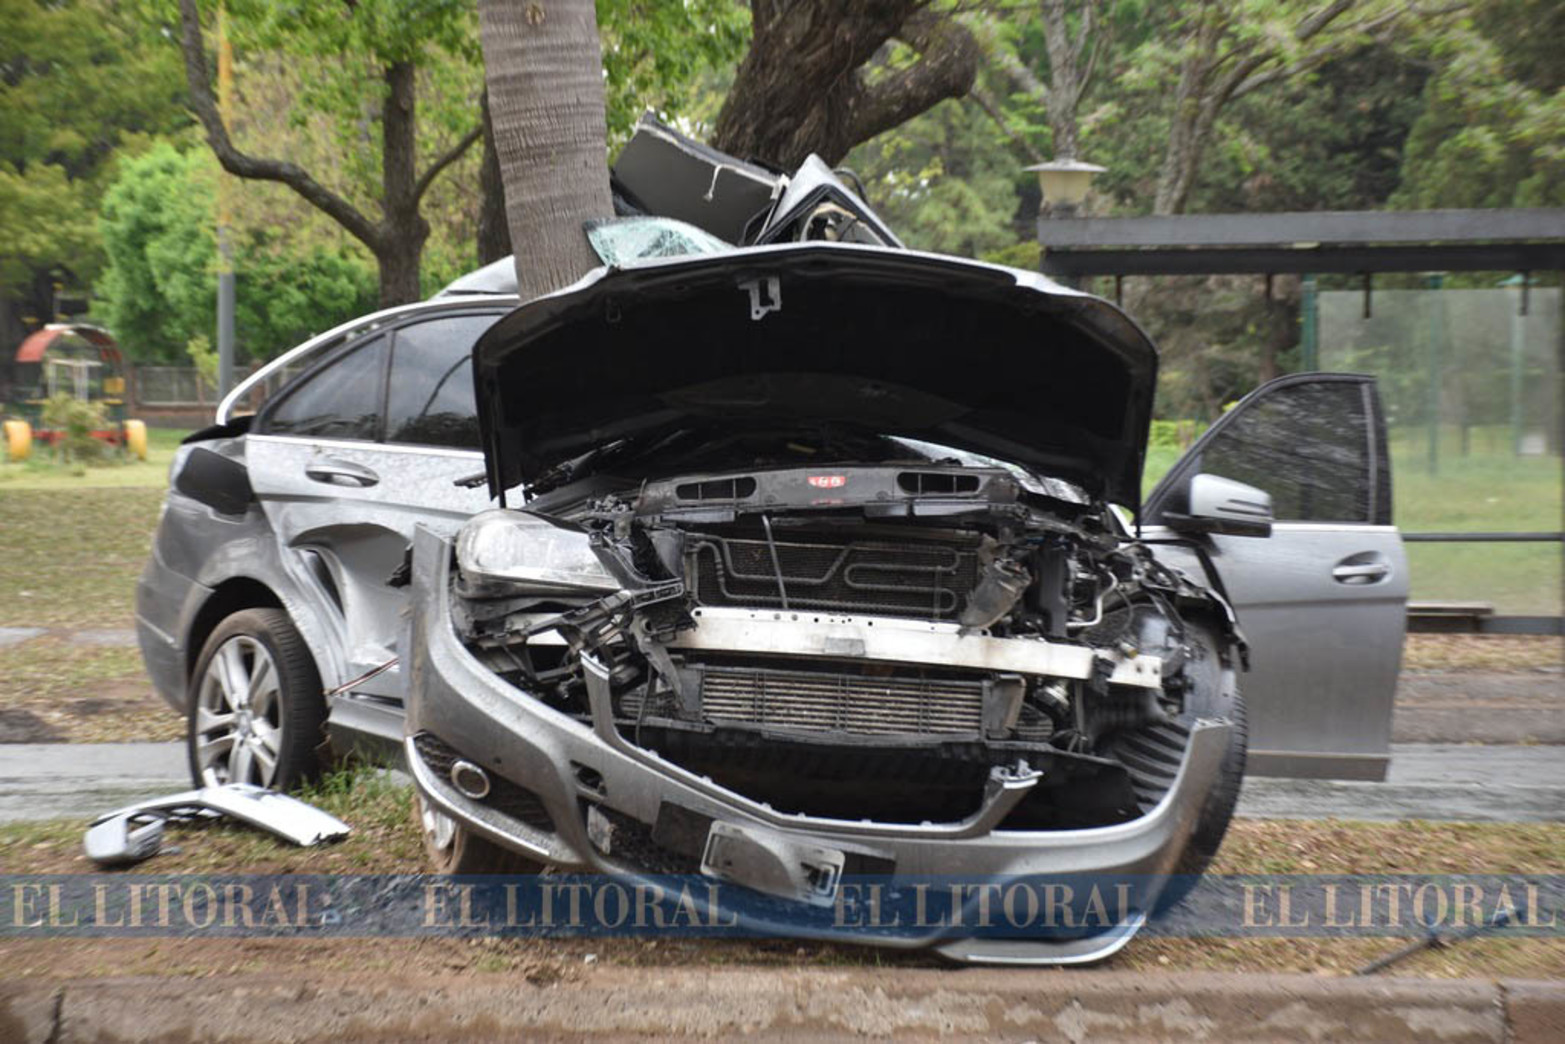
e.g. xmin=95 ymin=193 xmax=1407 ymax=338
xmin=402 ymin=243 xmax=1253 ymax=963
xmin=137 ymin=117 xmax=1405 ymax=962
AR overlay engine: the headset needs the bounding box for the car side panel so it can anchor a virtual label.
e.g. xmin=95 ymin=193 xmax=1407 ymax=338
xmin=1146 ymin=525 xmax=1407 ymax=778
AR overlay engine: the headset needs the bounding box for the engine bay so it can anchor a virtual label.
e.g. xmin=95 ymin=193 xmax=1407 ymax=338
xmin=447 ymin=463 xmax=1237 ymax=831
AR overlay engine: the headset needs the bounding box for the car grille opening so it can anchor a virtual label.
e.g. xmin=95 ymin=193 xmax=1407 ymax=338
xmin=687 ymin=532 xmax=983 ymax=619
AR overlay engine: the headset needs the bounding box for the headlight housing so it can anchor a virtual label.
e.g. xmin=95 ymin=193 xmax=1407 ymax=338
xmin=455 ymin=509 xmax=621 ymax=595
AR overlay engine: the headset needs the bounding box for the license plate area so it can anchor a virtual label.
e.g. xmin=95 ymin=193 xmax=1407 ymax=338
xmin=700 ymin=821 xmax=846 ymax=907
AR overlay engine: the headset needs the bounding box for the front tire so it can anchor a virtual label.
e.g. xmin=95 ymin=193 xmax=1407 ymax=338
xmin=1155 ymin=621 xmax=1248 ymax=911
xmin=414 ymin=791 xmax=544 ymax=874
xmin=187 ymin=608 xmax=325 ymax=791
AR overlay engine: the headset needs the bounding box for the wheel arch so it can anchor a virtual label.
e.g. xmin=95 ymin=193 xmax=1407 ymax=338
xmin=184 ymin=577 xmax=284 ymax=682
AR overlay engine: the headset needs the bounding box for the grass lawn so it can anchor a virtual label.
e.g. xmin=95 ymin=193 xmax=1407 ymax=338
xmin=1142 ymin=438 xmax=1561 ymax=614
xmin=0 ymin=486 xmax=165 ymax=628
xmin=0 ymin=425 xmax=186 ymax=491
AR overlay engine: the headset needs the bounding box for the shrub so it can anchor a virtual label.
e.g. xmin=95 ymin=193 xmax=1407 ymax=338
xmin=38 ymin=393 xmax=109 ymax=466
xmin=1148 ymin=419 xmax=1209 ymax=449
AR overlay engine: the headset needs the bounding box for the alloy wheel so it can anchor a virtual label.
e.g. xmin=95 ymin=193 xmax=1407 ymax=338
xmin=193 ymin=635 xmax=284 ymax=787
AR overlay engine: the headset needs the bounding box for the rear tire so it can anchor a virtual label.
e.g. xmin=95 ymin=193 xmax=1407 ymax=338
xmin=414 ymin=791 xmax=544 ymax=875
xmin=186 ymin=608 xmax=325 ymax=791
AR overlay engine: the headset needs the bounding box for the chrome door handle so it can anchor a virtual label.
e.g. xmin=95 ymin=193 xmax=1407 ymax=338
xmin=305 ymin=459 xmax=379 ymax=488
xmin=1332 ymin=562 xmax=1389 ymax=583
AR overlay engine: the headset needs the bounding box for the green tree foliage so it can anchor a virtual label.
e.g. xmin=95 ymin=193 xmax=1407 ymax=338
xmin=97 ymin=144 xmax=375 ymax=363
xmin=597 ymin=0 xmax=748 ymax=146
xmin=0 ymin=0 xmax=186 ymax=327
xmin=1392 ymin=9 xmax=1565 ymax=209
xmin=0 ymin=163 xmax=99 ymax=294
xmin=846 ymin=96 xmax=1025 ymax=258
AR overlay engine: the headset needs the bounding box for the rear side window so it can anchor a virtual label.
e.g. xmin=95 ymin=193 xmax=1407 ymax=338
xmin=263 ymin=335 xmax=389 ymax=440
xmin=1199 ymin=380 xmax=1373 ymax=523
xmin=384 ymin=314 xmax=497 ymax=449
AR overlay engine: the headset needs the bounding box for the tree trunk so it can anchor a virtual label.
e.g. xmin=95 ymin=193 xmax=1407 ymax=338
xmin=476 ymin=89 xmax=513 ymax=265
xmin=377 ymin=60 xmax=430 ymax=305
xmin=478 ymin=0 xmax=612 ymax=302
xmin=1039 ymin=0 xmax=1105 ymax=161
xmin=712 ymin=3 xmax=978 ymax=169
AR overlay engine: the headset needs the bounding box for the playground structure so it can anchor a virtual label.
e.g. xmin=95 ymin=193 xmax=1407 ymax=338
xmin=2 ymin=323 xmax=147 ymax=462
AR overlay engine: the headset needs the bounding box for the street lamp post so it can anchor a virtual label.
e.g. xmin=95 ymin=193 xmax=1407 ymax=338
xmin=1028 ymin=158 xmax=1105 ymax=288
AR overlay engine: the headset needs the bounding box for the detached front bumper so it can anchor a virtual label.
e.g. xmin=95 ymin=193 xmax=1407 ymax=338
xmin=403 ymin=527 xmax=1231 ymax=964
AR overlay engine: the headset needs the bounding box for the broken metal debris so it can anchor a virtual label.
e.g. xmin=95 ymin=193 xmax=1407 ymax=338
xmin=84 ymin=783 xmax=351 ymax=867
xmin=1353 ymin=905 xmax=1517 ymax=975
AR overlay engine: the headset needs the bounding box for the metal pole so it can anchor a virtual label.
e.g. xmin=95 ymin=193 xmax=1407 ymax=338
xmin=1045 ymin=200 xmax=1080 ymax=290
xmin=1300 ymin=273 xmax=1319 ymax=371
xmin=1510 ymin=281 xmax=1525 ymax=455
xmin=1426 ymin=272 xmax=1444 ymax=477
xmin=215 ymin=2 xmax=236 ymax=401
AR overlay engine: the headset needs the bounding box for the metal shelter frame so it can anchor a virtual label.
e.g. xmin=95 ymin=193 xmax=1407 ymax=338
xmin=1035 ymin=207 xmax=1565 ymax=636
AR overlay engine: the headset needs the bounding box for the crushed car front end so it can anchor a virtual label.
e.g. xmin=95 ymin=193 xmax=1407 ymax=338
xmin=404 ymin=243 xmax=1244 ymax=963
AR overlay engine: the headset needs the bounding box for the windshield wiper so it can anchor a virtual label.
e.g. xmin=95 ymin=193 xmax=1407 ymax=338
xmin=530 ymin=437 xmax=635 ymax=495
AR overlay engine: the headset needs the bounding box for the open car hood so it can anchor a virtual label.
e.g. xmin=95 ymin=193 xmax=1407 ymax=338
xmin=473 ymin=243 xmax=1158 ymax=508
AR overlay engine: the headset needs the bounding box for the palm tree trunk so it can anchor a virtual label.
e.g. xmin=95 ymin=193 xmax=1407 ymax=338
xmin=477 ymin=0 xmax=613 ymax=301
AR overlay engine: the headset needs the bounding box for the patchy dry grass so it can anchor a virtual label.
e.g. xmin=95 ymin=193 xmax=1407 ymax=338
xmin=0 ymin=636 xmax=181 ymax=743
xmin=1 ymin=798 xmax=1560 ymax=980
xmin=1402 ymin=633 xmax=1563 ymax=673
xmin=1212 ymin=819 xmax=1565 ymax=875
xmin=0 ymin=487 xmax=164 ymax=629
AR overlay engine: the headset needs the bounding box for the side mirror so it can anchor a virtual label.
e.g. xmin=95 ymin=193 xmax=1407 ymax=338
xmin=1162 ymin=473 xmax=1273 ymax=537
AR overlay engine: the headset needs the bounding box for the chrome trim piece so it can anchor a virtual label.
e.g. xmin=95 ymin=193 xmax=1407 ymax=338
xmin=450 ymin=759 xmax=492 ymax=799
xmin=667 ymin=606 xmax=1163 ymax=689
xmin=932 ymin=911 xmax=1148 ymax=965
xmin=242 ymin=433 xmax=484 ymax=460
xmin=217 ymin=298 xmax=518 ymax=422
xmin=1139 ymin=522 xmax=1401 ymax=536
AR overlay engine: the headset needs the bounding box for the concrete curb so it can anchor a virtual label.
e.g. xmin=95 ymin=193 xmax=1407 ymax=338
xmin=3 ymin=969 xmax=1561 ymax=1041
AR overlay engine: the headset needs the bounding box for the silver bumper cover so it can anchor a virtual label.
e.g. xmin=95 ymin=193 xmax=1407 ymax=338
xmin=404 ymin=527 xmax=1231 ymax=963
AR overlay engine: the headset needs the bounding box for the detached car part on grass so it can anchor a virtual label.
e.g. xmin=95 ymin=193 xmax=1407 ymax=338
xmin=403 ymin=244 xmax=1257 ymax=964
xmin=84 ymin=783 xmax=351 ymax=867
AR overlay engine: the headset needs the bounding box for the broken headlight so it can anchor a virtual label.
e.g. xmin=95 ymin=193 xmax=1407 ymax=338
xmin=455 ymin=509 xmax=622 ymax=595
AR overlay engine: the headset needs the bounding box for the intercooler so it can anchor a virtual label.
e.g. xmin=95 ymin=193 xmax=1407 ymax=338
xmin=687 ymin=532 xmax=983 ymax=620
xmin=620 ymin=661 xmax=989 ymax=739
xmin=696 ymin=663 xmax=985 ymax=737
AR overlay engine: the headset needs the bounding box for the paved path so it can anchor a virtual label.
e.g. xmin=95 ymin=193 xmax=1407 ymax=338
xmin=0 ymin=742 xmax=187 ymax=823
xmin=2 ymin=741 xmax=1560 ymax=825
xmin=1237 ymin=743 xmax=1565 ymax=822
xmin=7 ymin=969 xmax=1561 ymax=1042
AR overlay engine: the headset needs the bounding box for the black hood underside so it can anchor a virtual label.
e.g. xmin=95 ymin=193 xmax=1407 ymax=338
xmin=473 ymin=245 xmax=1158 ymax=507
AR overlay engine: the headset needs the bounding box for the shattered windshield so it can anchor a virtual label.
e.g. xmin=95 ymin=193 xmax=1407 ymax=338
xmin=586 ymin=216 xmax=732 ymax=267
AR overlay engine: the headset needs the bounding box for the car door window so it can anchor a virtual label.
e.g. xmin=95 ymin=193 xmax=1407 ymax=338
xmin=1149 ymin=376 xmax=1389 ymax=525
xmin=384 ymin=314 xmax=497 ymax=449
xmin=262 ymin=335 xmax=389 ymax=441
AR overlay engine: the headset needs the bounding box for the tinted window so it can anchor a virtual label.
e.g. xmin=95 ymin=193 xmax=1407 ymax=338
xmin=1199 ymin=380 xmax=1373 ymax=522
xmin=384 ymin=315 xmax=496 ymax=449
xmin=264 ymin=335 xmax=388 ymax=440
